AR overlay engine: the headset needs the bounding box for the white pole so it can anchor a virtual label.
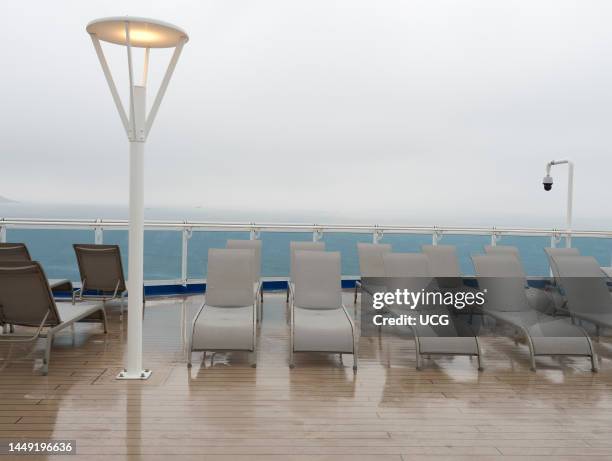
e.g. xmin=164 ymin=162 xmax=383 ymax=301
xmin=566 ymin=162 xmax=574 ymax=248
xmin=545 ymin=160 xmax=573 ymax=248
xmin=119 ymin=85 xmax=150 ymax=379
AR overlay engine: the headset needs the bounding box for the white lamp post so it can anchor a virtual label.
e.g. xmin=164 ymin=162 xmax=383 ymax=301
xmin=86 ymin=17 xmax=188 ymax=379
xmin=542 ymin=160 xmax=574 ymax=248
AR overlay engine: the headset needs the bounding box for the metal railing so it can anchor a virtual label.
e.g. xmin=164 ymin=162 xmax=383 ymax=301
xmin=2 ymin=217 xmax=612 ymax=285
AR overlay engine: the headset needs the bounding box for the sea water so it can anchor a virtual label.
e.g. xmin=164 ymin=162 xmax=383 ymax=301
xmin=2 ymin=203 xmax=612 ymax=281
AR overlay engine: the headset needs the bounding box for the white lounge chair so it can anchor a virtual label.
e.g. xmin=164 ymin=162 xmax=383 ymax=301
xmin=289 ymin=251 xmax=358 ymax=370
xmin=472 ymin=253 xmax=597 ymax=372
xmin=484 ymin=245 xmax=554 ymax=314
xmin=354 ymin=242 xmax=391 ymax=304
xmin=553 ymin=255 xmax=612 ymax=338
xmin=382 ymin=253 xmax=483 ymax=370
xmin=287 ymin=241 xmax=325 ymax=304
xmin=543 ymin=247 xmax=581 ymax=314
xmin=226 ymin=239 xmax=263 ymax=321
xmin=188 ymin=249 xmax=258 ymax=368
xmin=0 ymin=261 xmax=107 ymax=375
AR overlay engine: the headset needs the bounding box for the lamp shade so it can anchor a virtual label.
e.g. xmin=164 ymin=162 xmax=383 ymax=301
xmin=86 ymin=16 xmax=188 ymax=48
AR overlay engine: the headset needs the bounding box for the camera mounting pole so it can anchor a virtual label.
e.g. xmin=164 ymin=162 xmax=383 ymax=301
xmin=544 ymin=160 xmax=574 ymax=248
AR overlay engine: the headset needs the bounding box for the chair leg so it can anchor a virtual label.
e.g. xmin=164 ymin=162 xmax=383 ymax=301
xmin=475 ymin=337 xmax=484 ymax=371
xmin=250 ymin=351 xmax=257 ymax=368
xmin=100 ymin=308 xmax=108 ymax=334
xmin=591 ymin=353 xmax=599 ymax=373
xmin=42 ymin=333 xmax=54 ymax=375
xmin=354 ymin=285 xmax=358 ymax=304
xmin=414 ymin=334 xmax=422 ymax=370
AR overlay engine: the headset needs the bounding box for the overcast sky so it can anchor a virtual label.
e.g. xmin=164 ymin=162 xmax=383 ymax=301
xmin=1 ymin=1 xmax=611 ymax=228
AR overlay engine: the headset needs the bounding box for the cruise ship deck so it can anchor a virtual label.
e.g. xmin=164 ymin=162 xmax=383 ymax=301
xmin=1 ymin=291 xmax=612 ymax=460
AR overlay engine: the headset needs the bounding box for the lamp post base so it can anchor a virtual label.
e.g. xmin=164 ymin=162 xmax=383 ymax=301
xmin=116 ymin=369 xmax=152 ymax=380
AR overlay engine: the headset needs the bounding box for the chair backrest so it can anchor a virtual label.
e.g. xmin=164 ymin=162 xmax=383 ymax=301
xmin=0 ymin=261 xmax=60 ymax=327
xmin=357 ymin=243 xmax=391 ymax=277
xmin=206 ymin=249 xmax=255 ymax=307
xmin=0 ymin=243 xmax=31 ymax=262
xmin=553 ymin=255 xmax=612 ymax=315
xmin=293 ymin=250 xmax=342 ymax=309
xmin=226 ymin=239 xmax=261 ymax=283
xmin=421 ymin=244 xmax=462 ymax=288
xmin=472 ymin=254 xmax=531 ymax=312
xmin=73 ymin=244 xmax=126 ymax=293
xmin=544 ymin=247 xmax=580 ymax=281
xmin=290 ymin=241 xmax=325 ymax=281
xmin=383 ymin=252 xmax=434 ymax=294
xmin=484 ymin=245 xmax=526 ymax=278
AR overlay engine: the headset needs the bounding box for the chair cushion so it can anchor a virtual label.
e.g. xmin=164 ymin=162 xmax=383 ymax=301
xmin=192 ymin=305 xmax=254 ymax=351
xmin=293 ymin=307 xmax=354 ymax=353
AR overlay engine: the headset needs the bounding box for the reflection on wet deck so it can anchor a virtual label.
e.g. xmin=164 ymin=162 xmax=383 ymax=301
xmin=1 ymin=292 xmax=612 ymax=460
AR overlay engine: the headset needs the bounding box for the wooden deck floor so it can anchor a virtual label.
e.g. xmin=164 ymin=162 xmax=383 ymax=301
xmin=1 ymin=292 xmax=612 ymax=460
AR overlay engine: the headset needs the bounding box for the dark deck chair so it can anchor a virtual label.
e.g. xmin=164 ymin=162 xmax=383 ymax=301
xmin=472 ymin=253 xmax=597 ymax=372
xmin=553 ymin=255 xmax=612 ymax=338
xmin=0 ymin=243 xmax=73 ymax=333
xmin=73 ymin=244 xmax=138 ymax=319
xmin=0 ymin=242 xmax=32 ymax=261
xmin=0 ymin=261 xmax=107 ymax=374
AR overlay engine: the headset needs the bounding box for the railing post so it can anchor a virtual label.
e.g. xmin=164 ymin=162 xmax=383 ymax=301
xmin=551 ymin=232 xmax=562 ymax=249
xmin=432 ymin=228 xmax=442 ymax=245
xmin=313 ymin=227 xmax=323 ymax=242
xmin=94 ymin=218 xmax=103 ymax=244
xmin=0 ymin=222 xmax=6 ymax=243
xmin=181 ymin=225 xmax=192 ymax=286
xmin=249 ymin=224 xmax=260 ymax=240
xmin=491 ymin=230 xmax=500 ymax=247
xmin=372 ymin=227 xmax=383 ymax=244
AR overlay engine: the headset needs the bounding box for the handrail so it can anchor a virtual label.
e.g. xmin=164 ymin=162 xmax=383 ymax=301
xmin=1 ymin=217 xmax=612 ymax=238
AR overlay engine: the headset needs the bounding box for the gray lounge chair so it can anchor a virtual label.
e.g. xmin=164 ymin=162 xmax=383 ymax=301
xmin=0 ymin=261 xmax=107 ymax=375
xmin=544 ymin=247 xmax=580 ymax=280
xmin=472 ymin=253 xmax=597 ymax=372
xmin=289 ymin=250 xmax=357 ymax=370
xmin=287 ymin=241 xmax=325 ymax=303
xmin=189 ymin=249 xmax=258 ymax=368
xmin=382 ymin=252 xmax=482 ymax=370
xmin=73 ymin=244 xmax=133 ymax=319
xmin=226 ymin=239 xmax=263 ymax=320
xmin=553 ymin=255 xmax=612 ymax=337
xmin=421 ymin=244 xmax=466 ymax=289
xmin=484 ymin=245 xmax=553 ymax=314
xmin=354 ymin=243 xmax=391 ymax=304
xmin=544 ymin=247 xmax=581 ymax=314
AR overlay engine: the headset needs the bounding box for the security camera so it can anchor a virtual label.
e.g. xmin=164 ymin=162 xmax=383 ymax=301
xmin=542 ymin=174 xmax=553 ymax=191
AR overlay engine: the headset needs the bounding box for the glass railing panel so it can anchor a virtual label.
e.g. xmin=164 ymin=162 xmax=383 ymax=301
xmin=490 ymin=235 xmax=551 ymax=276
xmin=187 ymin=231 xmax=250 ymax=278
xmin=382 ymin=233 xmax=432 ymax=253
xmin=7 ymin=228 xmax=93 ymax=281
xmin=103 ymin=229 xmax=182 ymax=281
xmin=260 ymin=232 xmax=312 ymax=277
xmin=322 ymin=232 xmax=372 ymax=276
xmin=440 ymin=234 xmax=490 ymax=276
xmin=572 ymin=237 xmax=612 ymax=268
